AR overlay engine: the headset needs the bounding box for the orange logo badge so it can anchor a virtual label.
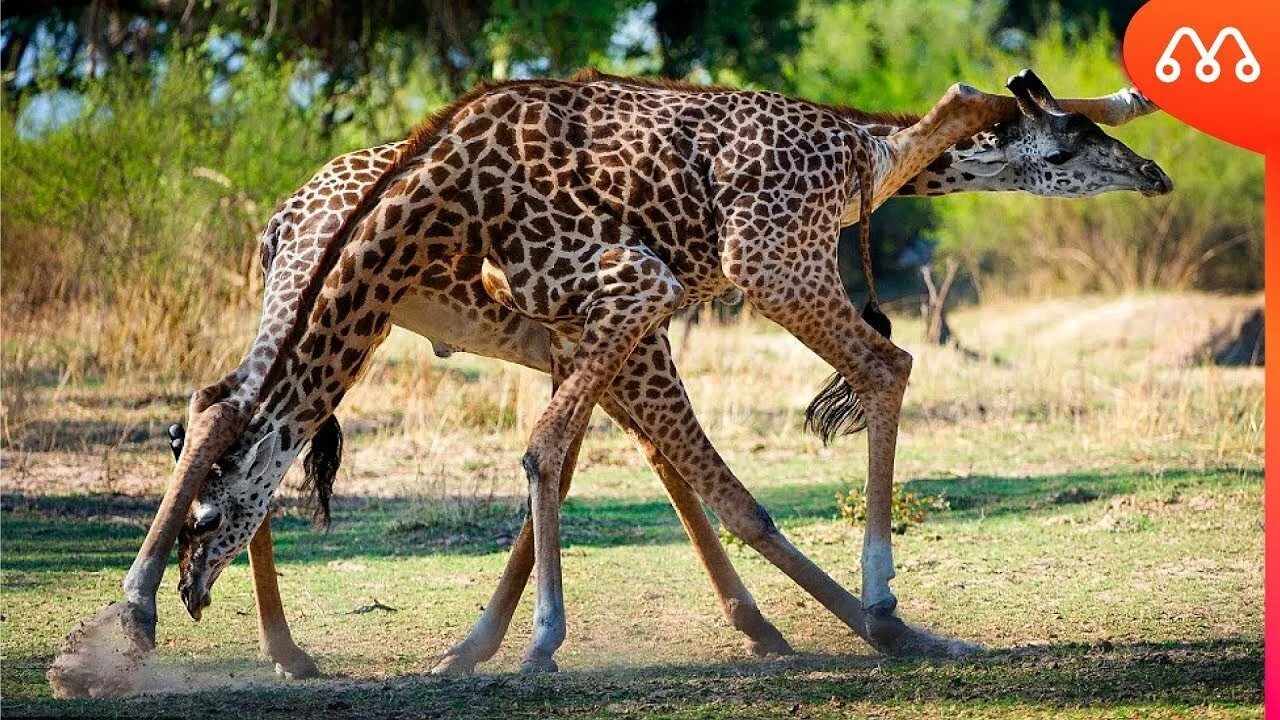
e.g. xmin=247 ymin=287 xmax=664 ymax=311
xmin=1123 ymin=0 xmax=1278 ymax=154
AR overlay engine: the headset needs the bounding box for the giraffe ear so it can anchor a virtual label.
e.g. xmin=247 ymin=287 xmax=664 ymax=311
xmin=246 ymin=430 xmax=281 ymax=479
xmin=1006 ymin=71 xmax=1044 ymax=118
xmin=1007 ymin=69 xmax=1066 ymax=117
xmin=951 ymin=147 xmax=1008 ymax=177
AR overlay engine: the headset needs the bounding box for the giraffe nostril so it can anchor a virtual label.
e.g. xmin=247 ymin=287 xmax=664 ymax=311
xmin=1139 ymin=162 xmax=1173 ymax=194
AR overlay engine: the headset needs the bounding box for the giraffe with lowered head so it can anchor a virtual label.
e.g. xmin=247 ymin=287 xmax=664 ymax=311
xmin=118 ymin=69 xmax=1170 ymax=678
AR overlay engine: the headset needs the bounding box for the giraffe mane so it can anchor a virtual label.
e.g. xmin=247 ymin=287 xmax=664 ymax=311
xmin=567 ymin=67 xmax=921 ymax=129
xmin=251 ymin=81 xmax=528 ymax=414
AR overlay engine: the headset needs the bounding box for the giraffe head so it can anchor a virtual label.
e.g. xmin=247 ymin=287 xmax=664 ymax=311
xmin=167 ymin=173 xmax=359 ymax=620
xmin=946 ymin=70 xmax=1172 ymax=198
xmin=169 ymin=398 xmax=342 ymax=620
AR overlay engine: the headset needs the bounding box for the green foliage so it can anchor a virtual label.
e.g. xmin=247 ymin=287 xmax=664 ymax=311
xmin=485 ymin=0 xmax=634 ymax=77
xmin=655 ymin=0 xmax=805 ymax=85
xmin=789 ymin=0 xmax=1262 ymax=295
xmin=926 ymin=23 xmax=1263 ymax=295
xmin=787 ymin=0 xmax=1005 ymax=110
xmin=1 ymin=54 xmax=374 ymax=381
xmin=836 ymin=483 xmax=949 ymax=534
xmin=3 ymin=54 xmax=341 ymax=301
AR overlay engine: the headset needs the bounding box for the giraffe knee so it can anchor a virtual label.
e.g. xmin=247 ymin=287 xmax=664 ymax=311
xmin=888 ymin=345 xmax=913 ymax=382
xmin=638 ymin=257 xmax=685 ymax=313
xmin=724 ymin=502 xmax=780 ymax=546
xmin=522 ymin=451 xmax=546 ymax=491
xmin=865 ymin=343 xmax=912 ymax=393
xmin=596 ymin=248 xmax=685 ymax=318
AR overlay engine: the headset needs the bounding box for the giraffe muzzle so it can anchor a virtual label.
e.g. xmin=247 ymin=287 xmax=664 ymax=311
xmin=1139 ymin=161 xmax=1174 ymax=196
xmin=178 ymin=568 xmax=212 ymax=621
xmin=179 ymin=576 xmax=211 ymax=617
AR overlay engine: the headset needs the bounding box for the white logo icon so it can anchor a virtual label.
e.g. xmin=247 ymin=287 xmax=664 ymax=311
xmin=1156 ymin=27 xmax=1260 ymax=83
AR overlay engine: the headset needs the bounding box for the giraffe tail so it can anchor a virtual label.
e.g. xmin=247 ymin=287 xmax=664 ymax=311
xmin=805 ymin=372 xmax=867 ymax=443
xmin=855 ymin=139 xmax=891 ymax=339
xmin=802 ymin=137 xmax=888 ymax=444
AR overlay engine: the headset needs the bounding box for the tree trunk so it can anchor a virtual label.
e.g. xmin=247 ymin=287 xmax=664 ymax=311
xmin=920 ymin=261 xmax=959 ymax=346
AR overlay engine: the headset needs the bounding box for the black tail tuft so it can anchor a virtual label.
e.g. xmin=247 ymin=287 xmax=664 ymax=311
xmin=302 ymin=415 xmax=343 ymax=531
xmin=861 ymin=300 xmax=892 ymax=339
xmin=804 ymin=373 xmax=867 ymax=445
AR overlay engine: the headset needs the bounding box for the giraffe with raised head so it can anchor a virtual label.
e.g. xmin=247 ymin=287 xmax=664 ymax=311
xmin=118 ymin=69 xmax=1170 ymax=678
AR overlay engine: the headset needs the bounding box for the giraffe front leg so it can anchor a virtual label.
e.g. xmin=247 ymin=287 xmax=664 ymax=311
xmin=519 ymin=250 xmax=685 ymax=673
xmin=857 ymin=387 xmax=905 ymax=620
xmin=719 ymin=197 xmax=979 ymax=656
xmin=431 ymin=424 xmax=586 ymax=675
xmin=247 ymin=519 xmax=322 ymax=679
xmin=746 ymin=288 xmax=975 ymax=655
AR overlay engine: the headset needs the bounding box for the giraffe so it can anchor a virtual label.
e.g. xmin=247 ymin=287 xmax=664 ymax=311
xmin=119 ymin=69 xmax=1170 ymax=677
xmin=206 ymin=72 xmax=1165 ymax=680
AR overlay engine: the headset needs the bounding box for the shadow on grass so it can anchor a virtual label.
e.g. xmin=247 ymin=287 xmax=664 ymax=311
xmin=4 ymin=638 xmax=1261 ymax=718
xmin=4 ymin=419 xmax=168 ymax=452
xmin=747 ymin=465 xmax=1260 ymax=525
xmin=1 ymin=465 xmax=1259 ymax=574
xmin=0 ymin=491 xmax=694 ymax=573
xmin=903 ymin=466 xmax=1260 ymax=521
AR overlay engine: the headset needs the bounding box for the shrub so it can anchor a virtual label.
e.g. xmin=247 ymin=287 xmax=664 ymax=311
xmin=836 ymin=484 xmax=949 ymax=534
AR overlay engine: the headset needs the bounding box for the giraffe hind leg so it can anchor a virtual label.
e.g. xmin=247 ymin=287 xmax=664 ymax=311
xmin=597 ymin=338 xmax=795 ymax=657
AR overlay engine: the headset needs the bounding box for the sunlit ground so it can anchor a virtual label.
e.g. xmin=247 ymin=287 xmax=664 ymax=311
xmin=2 ymin=294 xmax=1262 ymax=719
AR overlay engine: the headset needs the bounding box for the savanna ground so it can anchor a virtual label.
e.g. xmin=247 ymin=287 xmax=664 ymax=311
xmin=0 ymin=294 xmax=1263 ymax=719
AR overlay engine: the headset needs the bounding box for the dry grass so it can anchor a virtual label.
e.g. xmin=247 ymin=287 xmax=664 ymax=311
xmin=2 ymin=292 xmax=1262 ymax=506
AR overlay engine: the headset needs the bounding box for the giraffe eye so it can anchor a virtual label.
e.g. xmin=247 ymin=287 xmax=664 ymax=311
xmin=1045 ymin=150 xmax=1075 ymax=165
xmin=193 ymin=509 xmax=223 ymax=535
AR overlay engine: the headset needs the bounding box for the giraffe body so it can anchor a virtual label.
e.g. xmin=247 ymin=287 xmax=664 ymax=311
xmin=120 ymin=70 xmax=1170 ymax=677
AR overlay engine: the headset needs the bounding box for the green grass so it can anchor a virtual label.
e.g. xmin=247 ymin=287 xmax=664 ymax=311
xmin=2 ymin=458 xmax=1261 ymax=718
xmin=0 ymin=298 xmax=1263 ymax=718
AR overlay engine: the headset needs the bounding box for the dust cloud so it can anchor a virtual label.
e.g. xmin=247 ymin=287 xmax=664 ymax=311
xmin=47 ymin=602 xmax=272 ymax=699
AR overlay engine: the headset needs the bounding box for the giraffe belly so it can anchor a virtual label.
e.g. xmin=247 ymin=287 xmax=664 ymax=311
xmin=391 ymin=285 xmax=553 ymax=374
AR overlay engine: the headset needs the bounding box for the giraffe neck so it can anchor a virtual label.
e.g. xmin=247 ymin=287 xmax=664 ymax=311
xmin=226 ymin=143 xmax=404 ymax=410
xmin=889 ymin=128 xmax=1009 ymax=197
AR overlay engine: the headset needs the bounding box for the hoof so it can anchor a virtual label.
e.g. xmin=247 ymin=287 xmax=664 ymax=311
xmin=269 ymin=646 xmax=322 ymax=680
xmin=519 ymin=655 xmax=559 ymax=674
xmin=864 ymin=595 xmax=898 ymax=620
xmin=866 ymin=613 xmax=983 ymax=658
xmin=430 ymin=653 xmax=478 ymax=676
xmin=745 ymin=627 xmax=796 ymax=657
xmin=117 ymin=600 xmax=157 ymax=652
